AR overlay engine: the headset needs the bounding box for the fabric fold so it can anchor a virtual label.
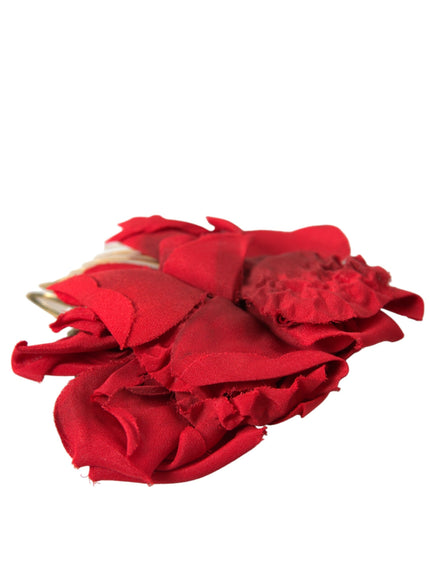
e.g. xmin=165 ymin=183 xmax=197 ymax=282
xmin=12 ymin=215 xmax=423 ymax=485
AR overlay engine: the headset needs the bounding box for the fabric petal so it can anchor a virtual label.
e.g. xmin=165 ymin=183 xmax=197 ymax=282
xmin=50 ymin=307 xmax=106 ymax=336
xmin=206 ymin=216 xmax=242 ymax=233
xmin=232 ymin=362 xmax=347 ymax=425
xmin=54 ymin=362 xmax=188 ymax=483
xmin=251 ymin=308 xmax=405 ymax=355
xmin=151 ymin=426 xmax=266 ymax=484
xmin=156 ymin=426 xmax=207 ymax=472
xmin=88 ymin=425 xmax=265 ymax=484
xmin=12 ymin=334 xmax=121 ymax=381
xmin=380 ymin=285 xmax=424 ymax=321
xmin=245 ymin=225 xmax=351 ymax=259
xmin=172 ymin=297 xmax=347 ymax=386
xmin=158 ymin=233 xmax=198 ymax=266
xmin=50 ymin=267 xmax=206 ymax=348
xmin=241 ymin=252 xmax=424 ymax=325
xmin=107 ymin=215 xmax=208 ymax=258
xmin=54 ymin=363 xmax=151 ymax=482
xmin=162 ymin=233 xmax=248 ymax=300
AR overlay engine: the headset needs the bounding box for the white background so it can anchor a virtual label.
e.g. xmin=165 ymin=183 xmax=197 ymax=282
xmin=1 ymin=2 xmax=429 ymax=579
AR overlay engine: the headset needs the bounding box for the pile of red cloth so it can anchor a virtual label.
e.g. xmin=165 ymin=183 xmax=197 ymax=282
xmin=12 ymin=216 xmax=424 ymax=484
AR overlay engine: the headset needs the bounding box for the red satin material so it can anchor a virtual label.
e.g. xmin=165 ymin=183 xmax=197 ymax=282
xmin=12 ymin=216 xmax=424 ymax=485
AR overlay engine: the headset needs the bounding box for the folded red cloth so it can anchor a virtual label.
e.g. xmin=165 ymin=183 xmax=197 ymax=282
xmin=12 ymin=216 xmax=424 ymax=484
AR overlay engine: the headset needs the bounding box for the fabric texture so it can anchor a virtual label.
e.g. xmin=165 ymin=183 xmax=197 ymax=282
xmin=12 ymin=216 xmax=424 ymax=485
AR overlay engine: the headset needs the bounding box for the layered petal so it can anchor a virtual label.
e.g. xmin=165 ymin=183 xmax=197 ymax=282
xmin=107 ymin=215 xmax=208 ymax=259
xmin=171 ymin=297 xmax=348 ymax=387
xmin=250 ymin=308 xmax=405 ymax=356
xmin=54 ymin=357 xmax=266 ymax=485
xmin=12 ymin=333 xmax=122 ymax=381
xmin=245 ymin=225 xmax=351 ymax=259
xmin=50 ymin=307 xmax=107 ymax=336
xmin=162 ymin=233 xmax=248 ymax=300
xmin=241 ymin=252 xmax=424 ymax=325
xmin=151 ymin=426 xmax=265 ymax=484
xmin=88 ymin=426 xmax=265 ymax=485
xmin=231 ymin=362 xmax=347 ymax=425
xmin=49 ymin=267 xmax=206 ymax=348
xmin=54 ymin=361 xmax=189 ymax=484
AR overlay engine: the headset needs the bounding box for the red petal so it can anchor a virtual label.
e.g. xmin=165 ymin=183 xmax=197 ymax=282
xmin=156 ymin=426 xmax=207 ymax=472
xmin=54 ymin=362 xmax=188 ymax=483
xmin=241 ymin=252 xmax=424 ymax=324
xmin=176 ymin=396 xmax=236 ymax=449
xmin=54 ymin=363 xmax=150 ymax=481
xmin=158 ymin=233 xmax=197 ymax=266
xmin=232 ymin=362 xmax=347 ymax=425
xmin=206 ymin=216 xmax=242 ymax=232
xmin=245 ymin=225 xmax=351 ymax=259
xmin=172 ymin=297 xmax=347 ymax=386
xmin=89 ymin=425 xmax=265 ymax=484
xmin=162 ymin=233 xmax=248 ymax=300
xmin=50 ymin=268 xmax=206 ymax=348
xmin=92 ymin=357 xmax=146 ymax=400
xmin=50 ymin=307 xmax=106 ymax=336
xmin=12 ymin=334 xmax=121 ymax=381
xmin=107 ymin=216 xmax=208 ymax=258
xmin=382 ymin=286 xmax=424 ymax=321
xmin=250 ymin=308 xmax=404 ymax=355
xmin=151 ymin=426 xmax=266 ymax=484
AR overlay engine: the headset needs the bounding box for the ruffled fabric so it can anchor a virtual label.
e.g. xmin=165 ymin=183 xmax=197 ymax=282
xmin=241 ymin=252 xmax=423 ymax=325
xmin=12 ymin=216 xmax=424 ymax=485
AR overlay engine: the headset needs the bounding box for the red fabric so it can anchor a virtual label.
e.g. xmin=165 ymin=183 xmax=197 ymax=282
xmin=244 ymin=225 xmax=351 ymax=259
xmin=12 ymin=334 xmax=122 ymax=381
xmin=52 ymin=356 xmax=266 ymax=484
xmin=170 ymin=297 xmax=348 ymax=386
xmin=107 ymin=215 xmax=208 ymax=259
xmin=12 ymin=215 xmax=424 ymax=485
xmin=241 ymin=252 xmax=424 ymax=324
xmin=254 ymin=310 xmax=405 ymax=357
xmin=49 ymin=267 xmax=206 ymax=349
xmin=162 ymin=233 xmax=248 ymax=300
xmin=110 ymin=216 xmax=351 ymax=261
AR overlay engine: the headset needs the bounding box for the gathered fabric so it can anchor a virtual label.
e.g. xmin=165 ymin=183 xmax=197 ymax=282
xmin=12 ymin=216 xmax=424 ymax=484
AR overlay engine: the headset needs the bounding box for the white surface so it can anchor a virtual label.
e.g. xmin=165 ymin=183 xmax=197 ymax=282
xmin=1 ymin=2 xmax=429 ymax=579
